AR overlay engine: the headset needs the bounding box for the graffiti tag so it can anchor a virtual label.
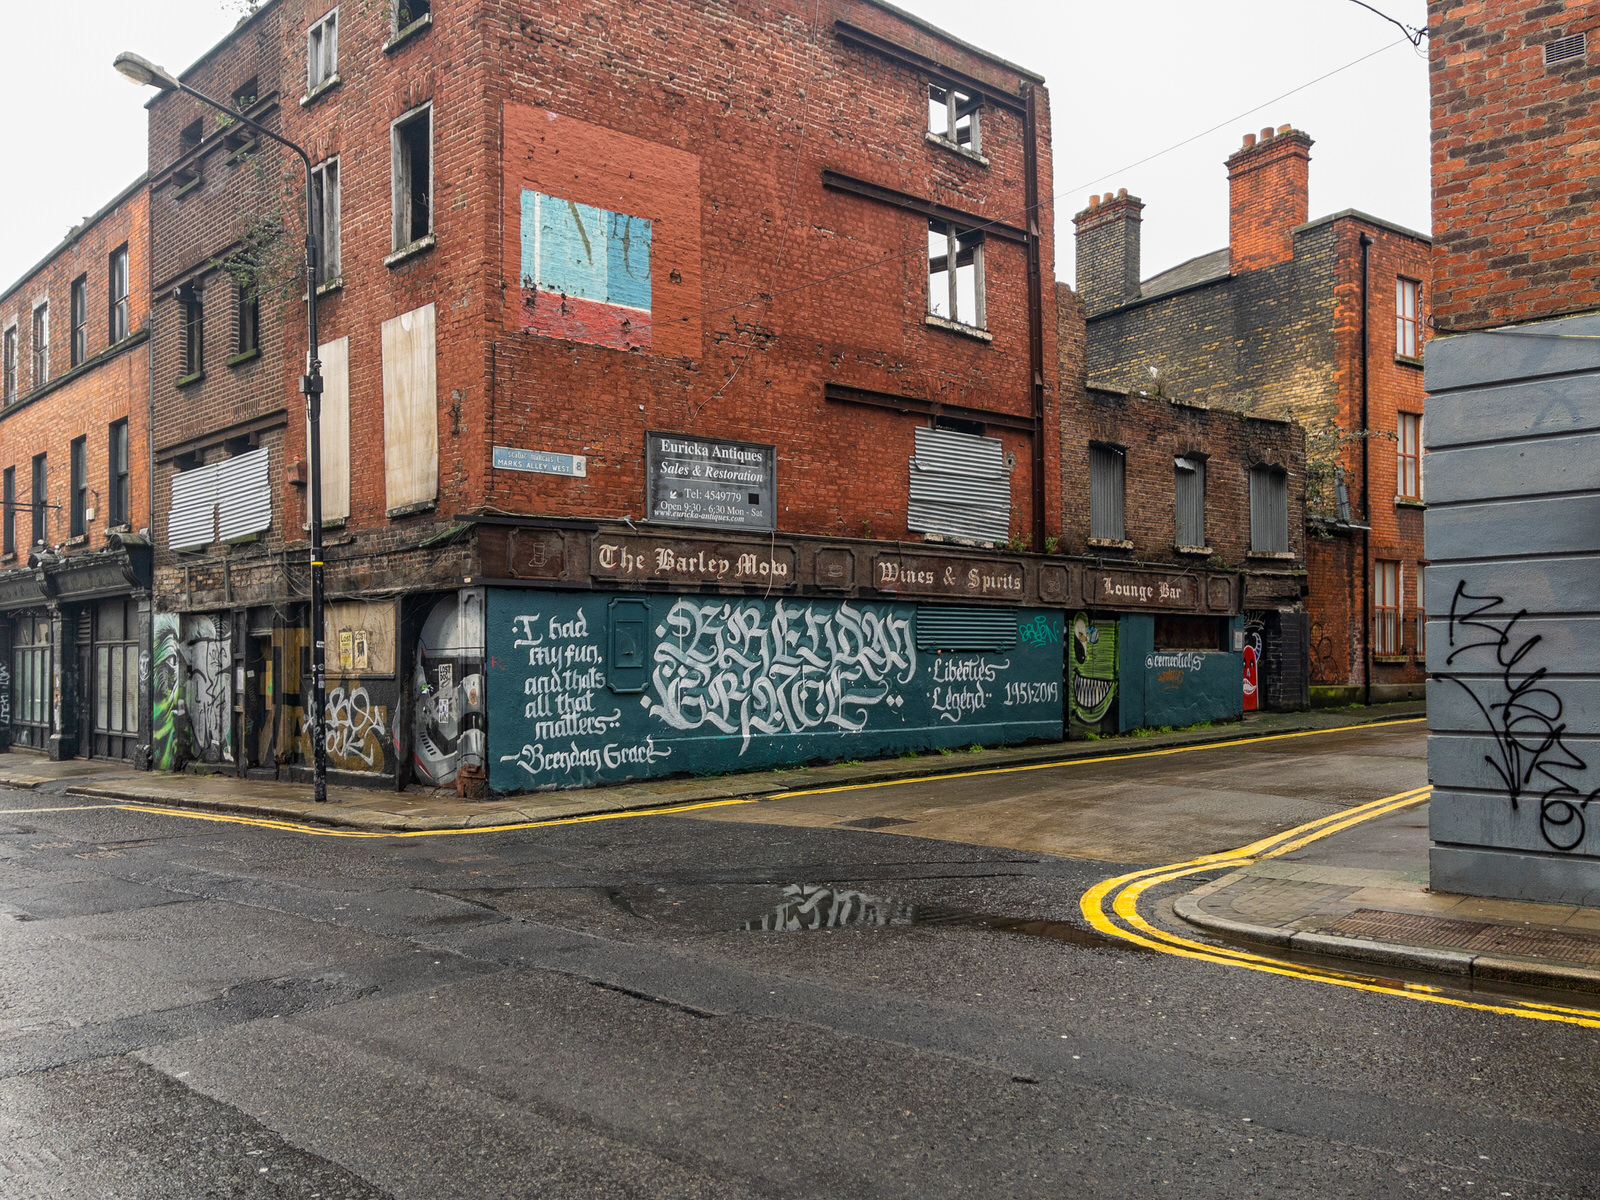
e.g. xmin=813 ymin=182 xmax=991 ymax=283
xmin=309 ymin=685 xmax=389 ymax=771
xmin=1440 ymin=581 xmax=1598 ymax=851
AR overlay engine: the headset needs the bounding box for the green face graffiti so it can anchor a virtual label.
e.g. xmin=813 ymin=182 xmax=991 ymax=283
xmin=1070 ymin=613 xmax=1118 ymax=724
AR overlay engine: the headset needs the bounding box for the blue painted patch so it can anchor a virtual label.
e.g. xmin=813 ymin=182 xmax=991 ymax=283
xmin=520 ymin=190 xmax=651 ymax=311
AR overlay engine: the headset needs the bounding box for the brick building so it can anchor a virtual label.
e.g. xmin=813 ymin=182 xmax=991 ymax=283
xmin=1055 ymin=284 xmax=1307 ymax=734
xmin=1423 ymin=2 xmax=1600 ymax=902
xmin=0 ymin=178 xmax=152 ymax=763
xmin=141 ymin=0 xmax=1064 ymax=793
xmin=1074 ymin=127 xmax=1430 ymax=707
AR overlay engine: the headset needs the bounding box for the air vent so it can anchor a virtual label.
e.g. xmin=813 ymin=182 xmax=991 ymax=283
xmin=1545 ymin=32 xmax=1586 ymax=66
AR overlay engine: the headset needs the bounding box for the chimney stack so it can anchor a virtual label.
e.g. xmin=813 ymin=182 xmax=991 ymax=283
xmin=1226 ymin=124 xmax=1313 ymax=273
xmin=1073 ymin=188 xmax=1144 ymax=317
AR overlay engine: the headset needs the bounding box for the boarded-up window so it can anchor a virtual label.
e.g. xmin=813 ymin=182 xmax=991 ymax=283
xmin=907 ymin=426 xmax=1011 ymax=543
xmin=1089 ymin=444 xmax=1125 ymax=541
xmin=381 ymin=302 xmax=438 ymax=514
xmin=168 ymin=447 xmax=271 ymax=549
xmin=219 ymin=448 xmax=270 ymax=541
xmin=916 ymin=606 xmax=1017 ymax=651
xmin=311 ymin=335 xmax=351 ymax=522
xmin=1249 ymin=466 xmax=1289 ymax=553
xmin=1174 ymin=456 xmax=1205 ymax=548
xmin=169 ymin=464 xmax=219 ymax=550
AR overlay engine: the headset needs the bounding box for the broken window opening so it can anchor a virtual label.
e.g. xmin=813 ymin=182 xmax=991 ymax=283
xmin=235 ymin=280 xmax=260 ymax=356
xmin=928 ymin=83 xmax=981 ymax=152
xmin=392 ymin=106 xmax=432 ymax=250
xmin=394 ymin=0 xmax=430 ymax=34
xmin=307 ymin=12 xmax=338 ymax=91
xmin=927 ymin=220 xmax=985 ymax=329
xmin=180 ymin=286 xmax=203 ymax=379
xmin=312 ymin=157 xmax=341 ymax=278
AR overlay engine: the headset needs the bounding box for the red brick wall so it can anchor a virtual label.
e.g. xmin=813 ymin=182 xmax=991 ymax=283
xmin=1430 ymin=0 xmax=1600 ymax=327
xmin=0 ymin=183 xmax=151 ymax=557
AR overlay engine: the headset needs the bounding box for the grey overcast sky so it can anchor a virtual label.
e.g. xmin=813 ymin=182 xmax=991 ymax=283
xmin=0 ymin=0 xmax=1430 ymax=293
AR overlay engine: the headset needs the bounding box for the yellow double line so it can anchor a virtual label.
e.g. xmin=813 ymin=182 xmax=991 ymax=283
xmin=1082 ymin=786 xmax=1600 ymax=1028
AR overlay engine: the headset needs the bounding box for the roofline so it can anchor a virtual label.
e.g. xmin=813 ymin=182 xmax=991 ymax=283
xmin=1083 ymin=382 xmax=1297 ymax=428
xmin=1085 ymin=271 xmax=1232 ymax=322
xmin=858 ymin=0 xmax=1045 ymax=82
xmin=1294 ymin=208 xmax=1432 ymax=245
xmin=143 ymin=0 xmax=282 ymax=110
xmin=0 ymin=174 xmax=149 ymax=309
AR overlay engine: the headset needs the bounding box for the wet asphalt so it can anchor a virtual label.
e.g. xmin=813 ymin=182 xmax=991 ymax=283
xmin=1 ymin=727 xmax=1598 ymax=1198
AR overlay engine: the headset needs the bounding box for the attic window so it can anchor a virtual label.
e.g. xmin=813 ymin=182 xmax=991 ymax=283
xmin=1545 ymin=32 xmax=1586 ymax=65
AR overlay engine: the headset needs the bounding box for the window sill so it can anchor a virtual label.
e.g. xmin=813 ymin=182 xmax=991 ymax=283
xmin=385 ymin=234 xmax=436 ymax=269
xmin=387 ymin=499 xmax=436 ymax=519
xmin=1247 ymin=550 xmax=1297 ymax=560
xmin=225 ymin=348 xmax=261 ymax=369
xmin=65 ymin=535 xmax=88 ymax=548
xmin=383 ymin=12 xmax=432 ymax=53
xmin=1394 ymin=497 xmax=1425 ymax=509
xmin=1395 ymin=354 xmax=1423 ymax=369
xmin=0 ymin=553 xmax=13 ymax=564
xmin=1373 ymin=654 xmax=1410 ymax=664
xmin=1087 ymin=537 xmax=1133 ymax=550
xmin=225 ymin=140 xmax=258 ymax=165
xmin=301 ymin=75 xmax=342 ymax=107
xmin=173 ymin=175 xmax=203 ymax=199
xmin=1174 ymin=544 xmax=1214 ymax=556
xmin=175 ymin=371 xmax=205 ymax=389
xmin=923 ymin=313 xmax=992 ymax=342
xmin=923 ymin=130 xmax=989 ymax=167
xmin=223 ymin=533 xmax=261 ymax=547
xmin=316 ymin=276 xmax=345 ymax=297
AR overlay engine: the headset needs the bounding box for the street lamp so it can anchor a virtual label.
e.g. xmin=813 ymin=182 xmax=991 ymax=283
xmin=115 ymin=51 xmax=330 ymax=803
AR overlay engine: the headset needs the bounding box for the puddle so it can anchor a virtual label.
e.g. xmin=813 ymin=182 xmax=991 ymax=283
xmin=739 ymin=883 xmax=1146 ymax=951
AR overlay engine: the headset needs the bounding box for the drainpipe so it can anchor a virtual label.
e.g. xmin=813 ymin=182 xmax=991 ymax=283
xmin=1359 ymin=232 xmax=1373 ymax=707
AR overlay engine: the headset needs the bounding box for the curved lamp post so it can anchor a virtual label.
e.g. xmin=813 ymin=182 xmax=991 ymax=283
xmin=115 ymin=51 xmax=329 ymax=802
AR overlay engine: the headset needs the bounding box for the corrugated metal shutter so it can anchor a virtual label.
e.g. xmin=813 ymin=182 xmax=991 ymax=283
xmin=907 ymin=427 xmax=1012 ymax=543
xmin=1089 ymin=445 xmax=1125 ymax=540
xmin=1174 ymin=457 xmax=1205 ymax=548
xmin=916 ymin=605 xmax=1018 ymax=651
xmin=168 ymin=464 xmax=219 ymax=550
xmin=1249 ymin=467 xmax=1289 ymax=553
xmin=218 ymin=448 xmax=271 ymax=541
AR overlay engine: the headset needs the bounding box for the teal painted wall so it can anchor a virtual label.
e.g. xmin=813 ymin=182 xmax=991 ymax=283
xmin=1117 ymin=614 xmax=1243 ymax=730
xmin=485 ymin=590 xmax=1064 ymax=792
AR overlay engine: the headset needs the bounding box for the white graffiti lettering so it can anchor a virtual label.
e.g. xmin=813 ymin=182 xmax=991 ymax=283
xmin=304 ymin=684 xmax=388 ymax=769
xmin=500 ymin=736 xmax=672 ymax=778
xmin=647 ymin=599 xmax=916 ymax=753
xmin=1144 ymin=651 xmax=1205 ymax=670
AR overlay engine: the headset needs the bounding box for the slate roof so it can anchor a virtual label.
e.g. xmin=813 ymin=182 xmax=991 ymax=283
xmin=1139 ymin=247 xmax=1231 ymax=301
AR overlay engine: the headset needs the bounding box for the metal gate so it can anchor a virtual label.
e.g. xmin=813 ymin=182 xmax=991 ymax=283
xmin=88 ymin=598 xmax=140 ymax=759
xmin=11 ymin=614 xmax=51 ymax=750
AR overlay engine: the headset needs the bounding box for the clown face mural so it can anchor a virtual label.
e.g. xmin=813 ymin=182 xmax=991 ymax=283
xmin=1070 ymin=613 xmax=1118 ymax=726
xmin=412 ymin=590 xmax=487 ymax=786
xmin=1242 ymin=630 xmax=1263 ymax=712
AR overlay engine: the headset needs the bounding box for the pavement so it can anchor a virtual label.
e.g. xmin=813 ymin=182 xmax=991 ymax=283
xmin=5 ymin=699 xmax=1599 ymax=997
xmin=1173 ymin=798 xmax=1600 ymax=997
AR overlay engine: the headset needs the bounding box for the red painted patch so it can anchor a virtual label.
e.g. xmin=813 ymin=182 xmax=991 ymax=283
xmin=520 ymin=288 xmax=650 ymax=352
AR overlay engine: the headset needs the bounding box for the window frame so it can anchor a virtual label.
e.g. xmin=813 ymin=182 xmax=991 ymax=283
xmin=31 ymin=300 xmax=49 ymax=389
xmin=1174 ymin=455 xmax=1206 ymax=549
xmin=2 ymin=323 xmax=16 ymax=404
xmin=2 ymin=467 xmax=14 ymax=556
xmin=1248 ymin=465 xmax=1290 ymax=554
xmin=311 ymin=156 xmax=342 ymax=280
xmin=30 ymin=452 xmax=46 ymax=548
xmin=389 ymin=0 xmax=431 ymax=42
xmin=926 ymin=219 xmax=986 ymax=331
xmin=306 ymin=9 xmax=339 ymax=94
xmin=109 ymin=419 xmax=130 ymax=528
xmin=180 ymin=286 xmax=204 ymax=380
xmin=390 ymin=103 xmax=434 ymax=253
xmin=1397 ymin=411 xmax=1422 ymax=501
xmin=927 ymin=81 xmax=981 ymax=155
xmin=1088 ymin=443 xmax=1127 ymax=543
xmin=69 ymin=435 xmax=87 ymax=538
xmin=1374 ymin=559 xmax=1401 ymax=656
xmin=70 ymin=275 xmax=88 ymax=367
xmin=1396 ymin=276 xmax=1421 ymax=359
xmin=109 ymin=245 xmax=130 ymax=343
xmin=235 ymin=279 xmax=260 ymax=357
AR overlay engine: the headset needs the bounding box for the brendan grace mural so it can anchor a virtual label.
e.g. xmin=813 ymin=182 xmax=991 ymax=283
xmin=486 ymin=591 xmax=1062 ymax=792
xmin=1070 ymin=614 xmax=1118 ymax=725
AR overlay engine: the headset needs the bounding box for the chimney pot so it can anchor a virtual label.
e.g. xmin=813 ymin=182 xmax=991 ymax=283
xmin=1242 ymin=132 xmax=1257 ymax=149
xmin=1117 ymin=187 xmax=1127 ymax=199
xmin=1088 ymin=194 xmax=1099 ymax=209
xmin=1260 ymin=126 xmax=1274 ymax=141
xmin=1276 ymin=123 xmax=1292 ymax=135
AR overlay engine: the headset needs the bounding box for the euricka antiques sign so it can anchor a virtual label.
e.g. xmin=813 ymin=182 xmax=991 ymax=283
xmin=591 ymin=535 xmax=795 ymax=587
xmin=646 ymin=432 xmax=776 ymax=531
xmin=1094 ymin=571 xmax=1197 ymax=609
xmin=873 ymin=554 xmax=1024 ymax=598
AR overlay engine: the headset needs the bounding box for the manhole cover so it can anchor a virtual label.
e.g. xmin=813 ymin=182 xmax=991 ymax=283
xmin=837 ymin=816 xmax=914 ymax=829
xmin=1327 ymin=908 xmax=1600 ymax=965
